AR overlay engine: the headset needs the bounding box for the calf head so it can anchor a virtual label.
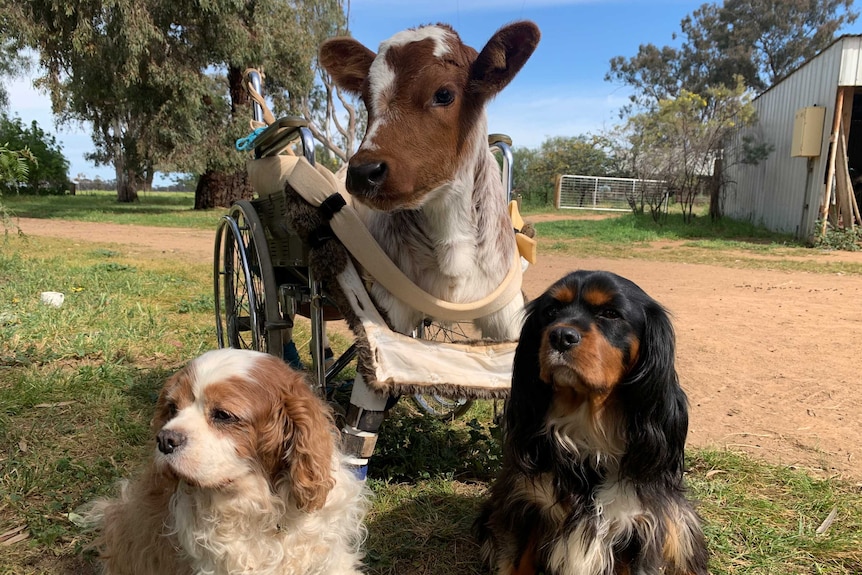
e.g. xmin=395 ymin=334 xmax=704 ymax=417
xmin=319 ymin=22 xmax=540 ymax=210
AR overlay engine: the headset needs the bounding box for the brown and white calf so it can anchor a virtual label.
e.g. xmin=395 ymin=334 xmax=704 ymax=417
xmin=319 ymin=21 xmax=540 ymax=340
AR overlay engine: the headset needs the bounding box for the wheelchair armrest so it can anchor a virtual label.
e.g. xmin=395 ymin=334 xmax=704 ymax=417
xmin=488 ymin=133 xmax=513 ymax=147
xmin=254 ymin=117 xmax=315 ymax=164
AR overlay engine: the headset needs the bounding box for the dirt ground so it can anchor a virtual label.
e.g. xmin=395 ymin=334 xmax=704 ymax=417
xmin=13 ymin=216 xmax=862 ymax=482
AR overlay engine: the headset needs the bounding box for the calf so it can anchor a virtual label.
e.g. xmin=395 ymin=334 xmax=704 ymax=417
xmin=319 ymin=22 xmax=540 ymax=340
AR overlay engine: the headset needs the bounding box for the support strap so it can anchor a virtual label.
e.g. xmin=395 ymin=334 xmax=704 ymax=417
xmin=242 ymin=68 xmax=276 ymax=126
xmin=247 ymin=155 xmax=523 ymax=322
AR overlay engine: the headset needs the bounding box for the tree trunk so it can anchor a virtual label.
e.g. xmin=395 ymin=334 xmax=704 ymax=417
xmin=194 ymin=169 xmax=254 ymax=209
xmin=709 ymin=156 xmax=723 ymax=222
xmin=114 ymin=143 xmax=139 ymax=203
xmin=142 ymin=162 xmax=154 ymax=191
xmin=228 ymin=65 xmax=249 ymax=115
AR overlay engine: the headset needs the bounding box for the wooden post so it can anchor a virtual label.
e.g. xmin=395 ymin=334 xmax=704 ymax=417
xmin=554 ymin=174 xmax=562 ymax=209
xmin=820 ymin=87 xmax=849 ymax=237
xmin=835 ymin=121 xmax=854 ymax=230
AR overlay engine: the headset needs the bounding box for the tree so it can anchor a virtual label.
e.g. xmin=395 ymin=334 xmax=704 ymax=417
xmin=0 ymin=142 xmax=36 ymax=227
xmin=615 ymin=81 xmax=763 ymax=223
xmin=0 ymin=12 xmax=30 ymax=110
xmin=0 ymin=143 xmax=35 ymax=189
xmin=607 ymin=0 xmax=858 ymax=111
xmin=514 ymin=136 xmax=612 ymax=206
xmin=0 ymin=114 xmax=69 ymax=194
xmin=5 ymin=0 xmax=345 ymax=205
xmin=298 ymin=1 xmax=366 ymax=173
xmin=300 ymin=67 xmax=366 ymax=173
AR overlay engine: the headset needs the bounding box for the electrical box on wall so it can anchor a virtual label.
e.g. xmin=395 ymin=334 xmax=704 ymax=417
xmin=791 ymin=106 xmax=826 ymax=157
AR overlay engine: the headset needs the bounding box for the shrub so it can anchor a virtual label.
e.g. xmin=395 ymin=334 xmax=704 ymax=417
xmin=0 ymin=113 xmax=70 ymax=195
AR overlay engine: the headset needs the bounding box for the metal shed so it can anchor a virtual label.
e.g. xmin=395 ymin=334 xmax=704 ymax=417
xmin=724 ymin=34 xmax=862 ymax=239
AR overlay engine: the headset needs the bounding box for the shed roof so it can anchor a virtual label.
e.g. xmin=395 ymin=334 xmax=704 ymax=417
xmin=756 ymin=34 xmax=862 ymax=100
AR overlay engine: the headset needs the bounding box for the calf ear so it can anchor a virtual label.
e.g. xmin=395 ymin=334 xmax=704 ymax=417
xmin=468 ymin=21 xmax=540 ymax=100
xmin=319 ymin=37 xmax=376 ymax=96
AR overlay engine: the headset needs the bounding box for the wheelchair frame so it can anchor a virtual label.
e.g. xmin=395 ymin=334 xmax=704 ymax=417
xmin=214 ymin=71 xmax=517 ymax=422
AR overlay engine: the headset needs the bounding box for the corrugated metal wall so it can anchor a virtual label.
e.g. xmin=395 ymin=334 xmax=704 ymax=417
xmin=724 ymin=37 xmax=860 ymax=238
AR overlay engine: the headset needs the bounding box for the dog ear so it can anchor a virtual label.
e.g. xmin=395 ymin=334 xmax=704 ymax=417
xmin=275 ymin=373 xmax=336 ymax=512
xmin=504 ymin=297 xmax=554 ymax=473
xmin=468 ymin=21 xmax=540 ymax=102
xmin=319 ymin=37 xmax=375 ymax=96
xmin=620 ymin=301 xmax=689 ymax=484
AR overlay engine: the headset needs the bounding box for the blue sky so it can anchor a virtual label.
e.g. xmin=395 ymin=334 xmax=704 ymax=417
xmin=6 ymin=0 xmax=862 ymax=183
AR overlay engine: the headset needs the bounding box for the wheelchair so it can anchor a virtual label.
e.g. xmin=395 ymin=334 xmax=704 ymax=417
xmin=213 ymin=70 xmax=526 ymax=475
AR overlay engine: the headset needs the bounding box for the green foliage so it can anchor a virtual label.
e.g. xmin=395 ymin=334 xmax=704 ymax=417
xmin=370 ymin=403 xmax=501 ymax=482
xmin=0 ymin=29 xmax=30 ymax=110
xmin=815 ymin=221 xmax=862 ymax=251
xmin=608 ymin=80 xmax=765 ymax=223
xmin=3 ymin=0 xmax=345 ymax=202
xmin=0 ymin=114 xmax=69 ymax=194
xmin=607 ymin=0 xmax=858 ymax=111
xmin=514 ymin=135 xmax=613 ymax=207
xmin=0 ymin=142 xmax=34 ymax=188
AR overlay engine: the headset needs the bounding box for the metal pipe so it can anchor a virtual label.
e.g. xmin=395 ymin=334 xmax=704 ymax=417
xmin=248 ymin=70 xmax=265 ymax=124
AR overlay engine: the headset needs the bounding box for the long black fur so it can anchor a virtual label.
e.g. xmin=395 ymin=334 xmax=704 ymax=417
xmin=475 ymin=270 xmax=708 ymax=575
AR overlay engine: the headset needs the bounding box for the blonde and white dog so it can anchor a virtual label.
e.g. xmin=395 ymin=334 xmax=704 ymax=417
xmin=85 ymin=348 xmax=368 ymax=575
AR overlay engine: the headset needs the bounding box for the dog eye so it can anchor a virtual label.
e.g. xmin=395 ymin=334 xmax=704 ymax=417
xmin=211 ymin=409 xmax=239 ymax=424
xmin=166 ymin=402 xmax=178 ymax=418
xmin=542 ymin=305 xmax=559 ymax=321
xmin=598 ymin=308 xmax=621 ymax=320
xmin=432 ymin=88 xmax=455 ymax=106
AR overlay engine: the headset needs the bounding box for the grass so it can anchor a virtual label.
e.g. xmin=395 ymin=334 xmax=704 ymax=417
xmin=533 ymin=210 xmax=862 ymax=275
xmin=2 ymin=190 xmax=225 ymax=230
xmin=1 ymin=197 xmax=862 ymax=573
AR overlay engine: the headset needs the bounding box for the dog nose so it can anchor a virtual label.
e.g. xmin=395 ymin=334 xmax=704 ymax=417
xmin=549 ymin=326 xmax=581 ymax=352
xmin=156 ymin=429 xmax=186 ymax=454
xmin=346 ymin=161 xmax=388 ymax=195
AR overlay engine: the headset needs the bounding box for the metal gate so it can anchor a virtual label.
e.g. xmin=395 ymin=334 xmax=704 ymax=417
xmin=556 ymin=175 xmax=668 ymax=212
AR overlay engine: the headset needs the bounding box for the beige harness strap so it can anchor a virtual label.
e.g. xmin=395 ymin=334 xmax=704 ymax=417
xmin=249 ymin=156 xmax=523 ymax=322
xmin=242 ymin=68 xmax=276 ymax=127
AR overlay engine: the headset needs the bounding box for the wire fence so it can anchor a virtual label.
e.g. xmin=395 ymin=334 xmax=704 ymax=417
xmin=556 ymin=175 xmax=669 ymax=212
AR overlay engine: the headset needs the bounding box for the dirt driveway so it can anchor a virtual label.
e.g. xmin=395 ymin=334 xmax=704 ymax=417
xmin=14 ymin=216 xmax=862 ymax=481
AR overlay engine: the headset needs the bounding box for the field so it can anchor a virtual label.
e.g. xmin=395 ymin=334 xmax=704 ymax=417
xmin=1 ymin=192 xmax=861 ymax=574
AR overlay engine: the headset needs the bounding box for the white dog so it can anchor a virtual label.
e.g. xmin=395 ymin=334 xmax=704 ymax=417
xmin=84 ymin=348 xmax=368 ymax=575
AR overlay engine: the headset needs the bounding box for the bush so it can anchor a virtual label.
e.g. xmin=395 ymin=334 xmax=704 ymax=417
xmin=0 ymin=113 xmax=71 ymax=195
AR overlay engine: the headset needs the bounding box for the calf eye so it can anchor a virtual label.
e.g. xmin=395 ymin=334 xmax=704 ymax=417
xmin=432 ymin=88 xmax=455 ymax=106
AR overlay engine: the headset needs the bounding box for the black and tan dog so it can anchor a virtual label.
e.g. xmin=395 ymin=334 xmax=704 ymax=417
xmin=476 ymin=270 xmax=708 ymax=575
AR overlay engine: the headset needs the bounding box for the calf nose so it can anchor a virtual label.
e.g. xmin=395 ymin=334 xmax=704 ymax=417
xmin=549 ymin=326 xmax=581 ymax=352
xmin=346 ymin=161 xmax=388 ymax=195
xmin=157 ymin=429 xmax=186 ymax=454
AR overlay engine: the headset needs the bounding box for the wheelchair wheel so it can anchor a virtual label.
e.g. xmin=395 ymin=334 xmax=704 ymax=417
xmin=411 ymin=319 xmax=474 ymax=420
xmin=214 ymin=201 xmax=285 ymax=356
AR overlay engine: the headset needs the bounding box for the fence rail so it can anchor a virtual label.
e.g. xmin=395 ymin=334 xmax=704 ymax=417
xmin=555 ymin=175 xmax=669 ymax=212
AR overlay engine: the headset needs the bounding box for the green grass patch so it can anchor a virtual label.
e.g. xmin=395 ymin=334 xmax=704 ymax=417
xmin=536 ymin=211 xmax=796 ymax=244
xmin=1 ymin=228 xmax=861 ymax=574
xmin=533 ymin=212 xmax=862 ymax=275
xmin=360 ymin=445 xmax=862 ymax=575
xmin=2 ymin=190 xmax=225 ymax=229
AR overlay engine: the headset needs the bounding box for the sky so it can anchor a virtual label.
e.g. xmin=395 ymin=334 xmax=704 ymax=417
xmin=6 ymin=0 xmax=862 ymax=185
